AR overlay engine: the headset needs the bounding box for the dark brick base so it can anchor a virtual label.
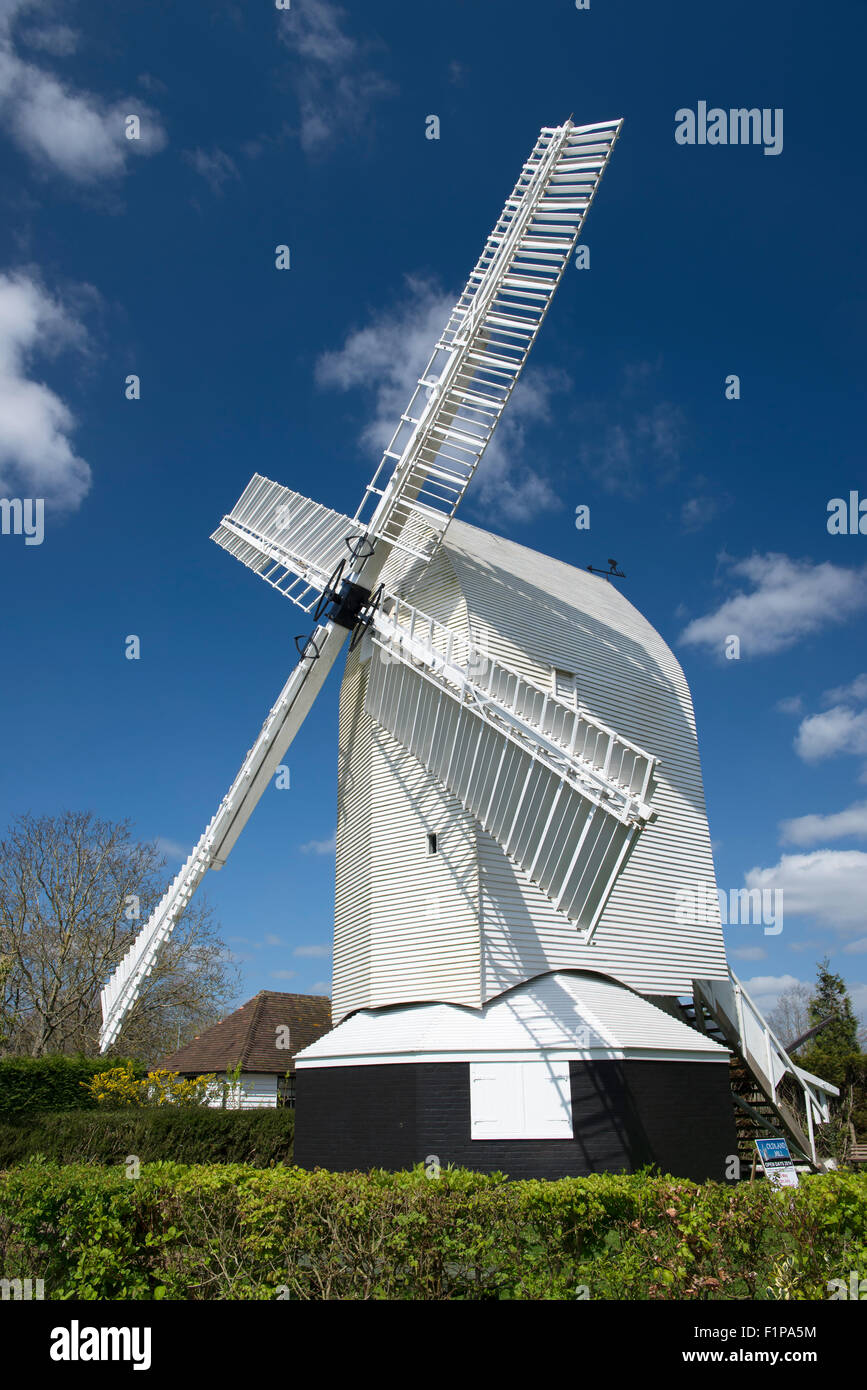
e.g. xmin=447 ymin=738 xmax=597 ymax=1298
xmin=295 ymin=1058 xmax=738 ymax=1182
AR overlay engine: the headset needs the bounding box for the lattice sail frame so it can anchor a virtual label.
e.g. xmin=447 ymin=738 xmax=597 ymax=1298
xmin=211 ymin=476 xmax=357 ymax=614
xmin=356 ymin=120 xmax=623 ymax=566
xmin=364 ymin=591 xmax=656 ymax=934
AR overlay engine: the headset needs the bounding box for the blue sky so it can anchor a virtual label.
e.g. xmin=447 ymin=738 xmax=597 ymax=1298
xmin=0 ymin=0 xmax=865 ymax=1024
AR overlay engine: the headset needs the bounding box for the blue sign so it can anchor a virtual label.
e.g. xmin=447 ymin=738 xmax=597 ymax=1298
xmin=755 ymin=1137 xmax=799 ymax=1187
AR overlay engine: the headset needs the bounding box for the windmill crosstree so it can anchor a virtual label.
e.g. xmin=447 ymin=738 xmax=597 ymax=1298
xmin=101 ymin=120 xmax=838 ymax=1179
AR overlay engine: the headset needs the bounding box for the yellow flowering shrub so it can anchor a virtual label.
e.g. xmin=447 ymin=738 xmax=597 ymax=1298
xmin=82 ymin=1065 xmax=219 ymax=1108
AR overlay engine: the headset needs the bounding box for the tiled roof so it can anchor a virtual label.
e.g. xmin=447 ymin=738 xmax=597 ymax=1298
xmin=159 ymin=992 xmax=332 ymax=1075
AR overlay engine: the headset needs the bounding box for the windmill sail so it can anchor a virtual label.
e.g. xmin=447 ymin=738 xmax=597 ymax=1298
xmin=213 ymin=122 xmax=624 ymax=611
xmin=99 ymin=618 xmax=357 ymax=1050
xmin=211 ymin=475 xmax=357 ymax=613
xmin=100 ymin=118 xmax=624 ymax=1050
xmin=365 ymin=591 xmax=655 ymax=932
xmin=356 ymin=120 xmax=622 ymax=568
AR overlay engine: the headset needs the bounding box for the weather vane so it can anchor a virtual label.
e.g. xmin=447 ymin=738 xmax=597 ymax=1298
xmin=587 ymin=558 xmax=626 ymax=579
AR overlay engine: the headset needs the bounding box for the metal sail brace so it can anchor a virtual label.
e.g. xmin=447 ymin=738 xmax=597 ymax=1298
xmin=211 ymin=475 xmax=359 ymax=614
xmin=354 ymin=119 xmax=623 ymax=568
xmin=364 ymin=591 xmax=655 ymax=933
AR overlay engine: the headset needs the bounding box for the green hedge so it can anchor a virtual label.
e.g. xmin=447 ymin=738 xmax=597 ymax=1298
xmin=0 ymin=1055 xmax=144 ymax=1114
xmin=0 ymin=1162 xmax=864 ymax=1300
xmin=0 ymin=1106 xmax=294 ymax=1168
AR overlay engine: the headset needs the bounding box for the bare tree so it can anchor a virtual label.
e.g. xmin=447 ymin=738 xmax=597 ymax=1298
xmin=0 ymin=811 xmax=240 ymax=1062
xmin=766 ymin=982 xmax=812 ymax=1050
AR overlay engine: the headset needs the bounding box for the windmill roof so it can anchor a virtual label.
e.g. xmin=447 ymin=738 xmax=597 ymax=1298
xmin=296 ymin=972 xmax=729 ymax=1066
xmin=441 ymin=515 xmax=683 ymax=710
xmin=158 ymin=991 xmax=331 ymax=1075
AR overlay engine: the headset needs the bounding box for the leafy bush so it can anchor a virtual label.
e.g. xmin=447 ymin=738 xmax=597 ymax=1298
xmin=0 ymin=1107 xmax=294 ymax=1168
xmin=0 ymin=1162 xmax=864 ymax=1300
xmin=0 ymin=1055 xmax=144 ymax=1115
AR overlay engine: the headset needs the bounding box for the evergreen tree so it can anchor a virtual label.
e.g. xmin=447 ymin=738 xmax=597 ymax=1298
xmin=800 ymin=958 xmax=861 ymax=1091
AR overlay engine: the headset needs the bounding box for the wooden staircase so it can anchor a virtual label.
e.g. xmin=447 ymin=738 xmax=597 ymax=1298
xmin=679 ymin=993 xmax=820 ymax=1174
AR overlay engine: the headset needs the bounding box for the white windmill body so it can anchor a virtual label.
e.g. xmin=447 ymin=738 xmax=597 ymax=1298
xmin=293 ymin=520 xmax=739 ymax=1178
xmin=332 ymin=519 xmax=728 ymax=1021
xmin=101 ymin=119 xmax=839 ymax=1179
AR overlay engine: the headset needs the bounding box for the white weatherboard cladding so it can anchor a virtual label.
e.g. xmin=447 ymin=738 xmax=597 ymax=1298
xmin=333 ymin=650 xmax=374 ymax=1022
xmin=440 ymin=520 xmax=728 ymax=998
xmin=235 ymin=1074 xmax=279 ymax=1109
xmin=334 ymin=550 xmax=482 ymax=1022
xmin=295 ymin=971 xmax=730 ymax=1067
xmin=204 ymin=1074 xmax=279 ymax=1110
xmin=334 ymin=517 xmax=727 ymax=1020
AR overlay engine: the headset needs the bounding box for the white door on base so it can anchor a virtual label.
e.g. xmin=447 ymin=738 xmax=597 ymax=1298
xmin=469 ymin=1061 xmax=573 ymax=1139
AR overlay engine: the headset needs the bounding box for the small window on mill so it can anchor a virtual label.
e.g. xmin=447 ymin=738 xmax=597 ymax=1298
xmin=553 ymin=669 xmax=578 ymax=706
xmin=427 ymin=832 xmax=438 ymax=855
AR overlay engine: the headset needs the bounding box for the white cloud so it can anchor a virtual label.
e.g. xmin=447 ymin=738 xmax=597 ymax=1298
xmin=311 ymin=979 xmax=331 ymax=993
xmin=472 ymin=368 xmax=565 ymax=522
xmin=0 ymin=270 xmax=91 ymax=508
xmin=183 ymin=146 xmax=239 ymax=195
xmin=823 ymin=673 xmax=867 ymax=705
xmin=681 ymin=493 xmax=729 ymax=532
xmin=293 ymin=944 xmax=331 ymax=957
xmin=728 ymin=945 xmax=767 ymax=961
xmin=155 ymin=836 xmax=188 ymax=861
xmin=843 ymin=938 xmax=867 ymax=955
xmin=277 ymin=0 xmax=393 ymax=154
xmin=849 ymin=983 xmax=867 ymax=1019
xmin=794 ymin=706 xmax=867 ymax=764
xmin=270 ymin=969 xmax=298 ymax=981
xmin=227 ymin=933 xmax=285 ymax=952
xmin=315 ymin=274 xmax=562 ymax=525
xmin=577 ymin=400 xmax=685 ymax=495
xmin=316 ymin=275 xmax=453 ymax=442
xmin=740 ymin=974 xmax=805 ymax=1016
xmin=18 ymin=21 xmax=77 ymax=56
xmin=299 ymin=832 xmax=336 ymax=854
xmin=780 ymin=800 xmax=867 ymax=846
xmin=679 ymin=553 xmax=867 ymax=657
xmin=0 ymin=2 xmax=165 ymax=182
xmin=776 ymin=695 xmax=804 ymax=716
xmin=744 ymin=850 xmax=867 ymax=930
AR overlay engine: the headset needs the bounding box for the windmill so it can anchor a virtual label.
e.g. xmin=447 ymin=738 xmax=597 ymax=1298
xmin=101 ymin=119 xmax=837 ymax=1179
